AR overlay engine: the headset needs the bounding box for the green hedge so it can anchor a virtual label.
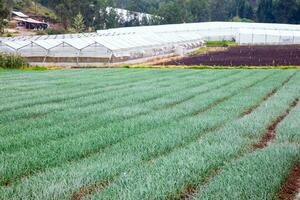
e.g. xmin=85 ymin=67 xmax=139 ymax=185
xmin=126 ymin=65 xmax=300 ymax=70
xmin=206 ymin=40 xmax=237 ymax=47
xmin=0 ymin=53 xmax=29 ymax=69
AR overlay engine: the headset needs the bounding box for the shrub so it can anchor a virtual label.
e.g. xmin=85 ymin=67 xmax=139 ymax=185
xmin=46 ymin=28 xmax=67 ymax=35
xmin=35 ymin=30 xmax=47 ymax=35
xmin=0 ymin=53 xmax=29 ymax=69
xmin=22 ymin=66 xmax=48 ymax=71
xmin=206 ymin=40 xmax=237 ymax=47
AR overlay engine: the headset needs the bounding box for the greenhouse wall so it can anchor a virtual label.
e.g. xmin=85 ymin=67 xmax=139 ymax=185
xmin=1 ymin=22 xmax=300 ymax=66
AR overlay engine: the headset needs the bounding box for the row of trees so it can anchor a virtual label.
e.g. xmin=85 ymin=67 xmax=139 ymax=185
xmin=44 ymin=0 xmax=300 ymax=29
xmin=2 ymin=0 xmax=300 ymax=33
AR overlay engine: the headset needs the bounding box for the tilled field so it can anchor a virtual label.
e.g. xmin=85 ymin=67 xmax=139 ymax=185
xmin=0 ymin=69 xmax=300 ymax=200
xmin=162 ymin=45 xmax=300 ymax=66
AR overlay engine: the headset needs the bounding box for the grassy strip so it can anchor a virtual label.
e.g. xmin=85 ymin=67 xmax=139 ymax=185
xmin=126 ymin=65 xmax=300 ymax=70
xmin=206 ymin=40 xmax=238 ymax=47
xmin=88 ymin=71 xmax=300 ymax=200
xmin=0 ymin=71 xmax=288 ymax=199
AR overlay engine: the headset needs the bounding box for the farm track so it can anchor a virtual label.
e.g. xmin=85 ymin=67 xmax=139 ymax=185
xmin=0 ymin=69 xmax=299 ymax=200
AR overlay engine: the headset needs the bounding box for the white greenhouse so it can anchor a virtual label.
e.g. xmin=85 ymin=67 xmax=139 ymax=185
xmin=1 ymin=21 xmax=300 ymax=66
xmin=0 ymin=32 xmax=204 ymax=65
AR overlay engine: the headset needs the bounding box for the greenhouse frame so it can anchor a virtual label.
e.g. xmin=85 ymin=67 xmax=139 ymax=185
xmin=1 ymin=22 xmax=300 ymax=66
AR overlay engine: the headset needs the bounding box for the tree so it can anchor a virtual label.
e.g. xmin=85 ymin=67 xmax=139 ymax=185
xmin=209 ymin=0 xmax=227 ymax=21
xmin=157 ymin=2 xmax=183 ymax=24
xmin=106 ymin=8 xmax=120 ymax=29
xmin=257 ymin=0 xmax=275 ymax=23
xmin=0 ymin=0 xmax=9 ymax=34
xmin=272 ymin=0 xmax=299 ymax=24
xmin=20 ymin=0 xmax=300 ymax=30
xmin=187 ymin=0 xmax=209 ymax=22
xmin=73 ymin=12 xmax=85 ymax=33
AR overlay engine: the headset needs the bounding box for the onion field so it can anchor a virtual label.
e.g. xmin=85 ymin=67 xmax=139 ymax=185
xmin=0 ymin=69 xmax=300 ymax=200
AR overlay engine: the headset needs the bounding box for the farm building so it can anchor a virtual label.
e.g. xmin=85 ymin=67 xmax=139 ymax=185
xmin=1 ymin=21 xmax=300 ymax=66
xmin=11 ymin=11 xmax=49 ymax=30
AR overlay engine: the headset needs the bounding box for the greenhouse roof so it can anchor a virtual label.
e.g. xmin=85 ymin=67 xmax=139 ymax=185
xmin=2 ymin=21 xmax=300 ymax=53
xmin=0 ymin=32 xmax=203 ymax=52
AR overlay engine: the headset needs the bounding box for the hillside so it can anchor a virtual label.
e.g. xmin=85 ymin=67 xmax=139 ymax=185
xmin=4 ymin=0 xmax=300 ymax=34
xmin=12 ymin=0 xmax=57 ymax=21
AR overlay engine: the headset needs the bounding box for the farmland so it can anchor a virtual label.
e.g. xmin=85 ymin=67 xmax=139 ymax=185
xmin=162 ymin=46 xmax=300 ymax=66
xmin=0 ymin=68 xmax=300 ymax=200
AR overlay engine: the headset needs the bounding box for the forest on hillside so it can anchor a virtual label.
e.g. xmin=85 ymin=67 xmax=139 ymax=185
xmin=1 ymin=0 xmax=300 ymax=32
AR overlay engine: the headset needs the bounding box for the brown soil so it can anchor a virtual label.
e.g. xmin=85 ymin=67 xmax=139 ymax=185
xmin=71 ymin=181 xmax=109 ymax=200
xmin=179 ymin=185 xmax=197 ymax=200
xmin=253 ymin=98 xmax=299 ymax=149
xmin=142 ymin=55 xmax=183 ymax=66
xmin=132 ymin=47 xmax=228 ymax=67
xmin=278 ymin=163 xmax=300 ymax=200
xmin=177 ymin=168 xmax=221 ymax=200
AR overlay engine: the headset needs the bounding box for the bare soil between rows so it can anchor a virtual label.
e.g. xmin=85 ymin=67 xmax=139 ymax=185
xmin=279 ymin=163 xmax=300 ymax=200
xmin=159 ymin=46 xmax=300 ymax=66
xmin=71 ymin=181 xmax=109 ymax=200
xmin=253 ymin=98 xmax=299 ymax=149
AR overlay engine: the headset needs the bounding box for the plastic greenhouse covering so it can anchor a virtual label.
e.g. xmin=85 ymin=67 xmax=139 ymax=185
xmin=1 ymin=22 xmax=300 ymax=65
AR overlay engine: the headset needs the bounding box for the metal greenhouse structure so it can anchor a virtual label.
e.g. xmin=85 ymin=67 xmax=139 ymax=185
xmin=1 ymin=22 xmax=300 ymax=66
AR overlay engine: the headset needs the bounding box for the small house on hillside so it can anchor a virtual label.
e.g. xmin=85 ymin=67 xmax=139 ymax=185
xmin=11 ymin=11 xmax=48 ymax=30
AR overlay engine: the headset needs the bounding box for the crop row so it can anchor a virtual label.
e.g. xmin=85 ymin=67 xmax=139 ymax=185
xmin=0 ymin=70 xmax=297 ymax=199
xmin=89 ymin=71 xmax=300 ymax=200
xmin=0 ymin=70 xmax=258 ymax=185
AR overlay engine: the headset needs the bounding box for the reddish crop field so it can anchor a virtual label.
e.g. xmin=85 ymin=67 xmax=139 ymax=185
xmin=162 ymin=45 xmax=300 ymax=66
